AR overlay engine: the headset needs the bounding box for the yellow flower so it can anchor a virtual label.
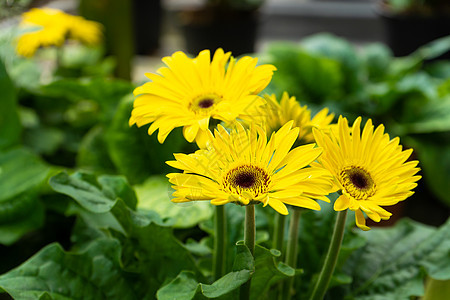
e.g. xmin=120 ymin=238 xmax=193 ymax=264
xmin=129 ymin=49 xmax=277 ymax=144
xmin=262 ymin=92 xmax=334 ymax=143
xmin=166 ymin=121 xmax=333 ymax=215
xmin=313 ymin=116 xmax=421 ymax=230
xmin=16 ymin=7 xmax=102 ymax=57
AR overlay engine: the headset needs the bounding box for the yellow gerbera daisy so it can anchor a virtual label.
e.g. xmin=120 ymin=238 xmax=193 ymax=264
xmin=16 ymin=7 xmax=102 ymax=57
xmin=313 ymin=116 xmax=421 ymax=230
xmin=262 ymin=92 xmax=334 ymax=143
xmin=166 ymin=121 xmax=334 ymax=215
xmin=129 ymin=49 xmax=277 ymax=144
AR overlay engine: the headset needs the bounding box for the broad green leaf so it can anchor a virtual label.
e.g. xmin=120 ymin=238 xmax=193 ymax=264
xmin=135 ymin=176 xmax=213 ymax=228
xmin=49 ymin=171 xmax=199 ymax=298
xmin=105 ymin=95 xmax=189 ymax=184
xmin=0 ymin=148 xmax=50 ymax=243
xmin=0 ymin=196 xmax=44 ymax=245
xmin=49 ymin=171 xmax=137 ymax=213
xmin=344 ymin=218 xmax=450 ymax=299
xmin=0 ymin=238 xmax=138 ymax=299
xmin=0 ymin=58 xmax=21 ymax=150
xmin=157 ymin=243 xmax=254 ymax=300
xmin=413 ymin=35 xmax=450 ymax=61
xmin=250 ymin=245 xmax=295 ymax=299
xmin=399 ymin=96 xmax=450 ymax=134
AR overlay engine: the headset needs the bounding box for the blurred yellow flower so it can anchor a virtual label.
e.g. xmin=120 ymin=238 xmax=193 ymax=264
xmin=16 ymin=7 xmax=102 ymax=57
xmin=262 ymin=92 xmax=334 ymax=143
xmin=313 ymin=116 xmax=421 ymax=230
xmin=167 ymin=121 xmax=333 ymax=215
xmin=129 ymin=49 xmax=276 ymax=144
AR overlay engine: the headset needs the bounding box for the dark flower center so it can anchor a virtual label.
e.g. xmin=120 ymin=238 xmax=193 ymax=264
xmin=223 ymin=165 xmax=271 ymax=199
xmin=234 ymin=172 xmax=256 ymax=188
xmin=198 ymin=98 xmax=214 ymax=108
xmin=340 ymin=166 xmax=376 ymax=200
xmin=349 ymin=172 xmax=369 ymax=189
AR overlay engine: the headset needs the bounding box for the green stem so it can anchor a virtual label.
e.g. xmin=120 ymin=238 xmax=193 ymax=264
xmin=240 ymin=204 xmax=255 ymax=300
xmin=213 ymin=205 xmax=227 ymax=280
xmin=273 ymin=213 xmax=286 ymax=255
xmin=281 ymin=209 xmax=302 ymax=300
xmin=309 ymin=210 xmax=348 ymax=300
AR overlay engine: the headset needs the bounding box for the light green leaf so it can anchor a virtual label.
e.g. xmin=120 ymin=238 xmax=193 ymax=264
xmin=344 ymin=218 xmax=450 ymax=299
xmin=0 ymin=58 xmax=21 ymax=150
xmin=0 ymin=148 xmax=50 ymax=244
xmin=0 ymin=238 xmax=138 ymax=300
xmin=135 ymin=176 xmax=213 ymax=228
xmin=250 ymin=245 xmax=295 ymax=299
xmin=361 ymin=43 xmax=393 ymax=80
xmin=49 ymin=171 xmax=137 ymax=213
xmin=157 ymin=243 xmax=254 ymax=300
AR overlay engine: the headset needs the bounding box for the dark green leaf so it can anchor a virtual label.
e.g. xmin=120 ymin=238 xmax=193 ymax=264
xmin=361 ymin=43 xmax=393 ymax=80
xmin=0 ymin=238 xmax=138 ymax=300
xmin=49 ymin=171 xmax=137 ymax=213
xmin=0 ymin=58 xmax=21 ymax=150
xmin=157 ymin=243 xmax=254 ymax=300
xmin=344 ymin=218 xmax=450 ymax=299
xmin=250 ymin=244 xmax=295 ymax=299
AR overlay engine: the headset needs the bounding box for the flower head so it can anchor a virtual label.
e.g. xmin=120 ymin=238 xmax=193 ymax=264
xmin=129 ymin=49 xmax=276 ymax=143
xmin=313 ymin=116 xmax=421 ymax=230
xmin=16 ymin=7 xmax=102 ymax=57
xmin=262 ymin=92 xmax=334 ymax=143
xmin=167 ymin=121 xmax=333 ymax=215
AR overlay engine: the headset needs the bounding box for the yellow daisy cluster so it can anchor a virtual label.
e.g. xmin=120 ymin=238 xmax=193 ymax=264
xmin=130 ymin=48 xmax=420 ymax=227
xmin=16 ymin=7 xmax=102 ymax=57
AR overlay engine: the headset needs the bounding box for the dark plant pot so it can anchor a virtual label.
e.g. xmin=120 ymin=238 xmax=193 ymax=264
xmin=177 ymin=7 xmax=259 ymax=57
xmin=378 ymin=7 xmax=450 ymax=58
xmin=132 ymin=0 xmax=162 ymax=55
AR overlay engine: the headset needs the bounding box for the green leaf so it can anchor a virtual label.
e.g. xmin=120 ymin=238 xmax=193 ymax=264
xmin=413 ymin=35 xmax=450 ymax=61
xmin=157 ymin=243 xmax=254 ymax=300
xmin=344 ymin=218 xmax=450 ymax=299
xmin=49 ymin=171 xmax=200 ymax=298
xmin=135 ymin=176 xmax=213 ymax=228
xmin=0 ymin=148 xmax=50 ymax=244
xmin=0 ymin=58 xmax=21 ymax=150
xmin=0 ymin=197 xmax=45 ymax=245
xmin=49 ymin=171 xmax=137 ymax=213
xmin=0 ymin=238 xmax=138 ymax=299
xmin=250 ymin=245 xmax=295 ymax=299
